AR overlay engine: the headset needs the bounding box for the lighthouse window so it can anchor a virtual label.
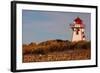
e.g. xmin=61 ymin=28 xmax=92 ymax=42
xmin=77 ymin=28 xmax=80 ymax=31
xmin=76 ymin=30 xmax=79 ymax=35
xmin=83 ymin=35 xmax=85 ymax=38
xmin=82 ymin=32 xmax=84 ymax=34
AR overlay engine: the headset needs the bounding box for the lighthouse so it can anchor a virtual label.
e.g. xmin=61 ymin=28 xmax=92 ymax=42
xmin=70 ymin=17 xmax=86 ymax=42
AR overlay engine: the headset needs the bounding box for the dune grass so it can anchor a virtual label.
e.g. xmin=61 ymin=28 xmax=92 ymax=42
xmin=22 ymin=40 xmax=91 ymax=62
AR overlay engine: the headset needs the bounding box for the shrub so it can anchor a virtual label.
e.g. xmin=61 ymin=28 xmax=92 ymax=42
xmin=23 ymin=43 xmax=36 ymax=55
xmin=74 ymin=41 xmax=91 ymax=49
xmin=23 ymin=47 xmax=33 ymax=55
xmin=32 ymin=48 xmax=46 ymax=55
xmin=29 ymin=42 xmax=37 ymax=47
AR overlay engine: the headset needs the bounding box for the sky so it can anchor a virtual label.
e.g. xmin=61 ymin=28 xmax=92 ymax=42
xmin=22 ymin=10 xmax=91 ymax=44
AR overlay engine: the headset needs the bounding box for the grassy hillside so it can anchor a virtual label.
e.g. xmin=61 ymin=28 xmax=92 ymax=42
xmin=22 ymin=40 xmax=91 ymax=62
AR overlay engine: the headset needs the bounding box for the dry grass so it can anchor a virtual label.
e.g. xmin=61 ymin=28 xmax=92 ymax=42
xmin=22 ymin=40 xmax=91 ymax=63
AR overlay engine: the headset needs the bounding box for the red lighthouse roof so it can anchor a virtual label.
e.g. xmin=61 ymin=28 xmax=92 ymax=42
xmin=74 ymin=17 xmax=83 ymax=24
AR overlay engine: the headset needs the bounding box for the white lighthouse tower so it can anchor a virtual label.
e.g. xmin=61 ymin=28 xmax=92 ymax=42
xmin=70 ymin=17 xmax=86 ymax=42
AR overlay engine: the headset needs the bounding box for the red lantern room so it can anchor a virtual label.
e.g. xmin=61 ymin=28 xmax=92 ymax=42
xmin=70 ymin=17 xmax=85 ymax=29
xmin=74 ymin=17 xmax=83 ymax=24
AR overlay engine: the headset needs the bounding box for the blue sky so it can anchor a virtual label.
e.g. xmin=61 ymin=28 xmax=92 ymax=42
xmin=22 ymin=10 xmax=91 ymax=44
